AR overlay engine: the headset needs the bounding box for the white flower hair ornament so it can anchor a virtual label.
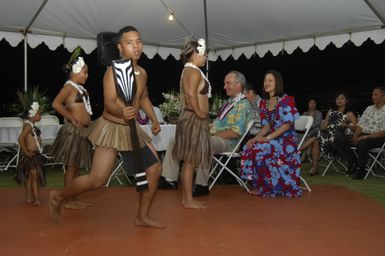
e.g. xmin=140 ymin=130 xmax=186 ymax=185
xmin=72 ymin=57 xmax=85 ymax=74
xmin=28 ymin=102 xmax=40 ymax=118
xmin=197 ymin=38 xmax=206 ymax=56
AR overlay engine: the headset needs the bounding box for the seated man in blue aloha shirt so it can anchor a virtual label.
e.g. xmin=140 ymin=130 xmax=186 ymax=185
xmin=160 ymin=70 xmax=252 ymax=196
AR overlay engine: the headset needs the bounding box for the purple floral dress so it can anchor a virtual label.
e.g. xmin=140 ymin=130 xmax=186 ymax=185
xmin=240 ymin=94 xmax=302 ymax=197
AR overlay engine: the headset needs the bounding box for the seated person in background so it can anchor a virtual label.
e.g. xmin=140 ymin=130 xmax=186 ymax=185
xmin=159 ymin=70 xmax=252 ymax=196
xmin=243 ymin=82 xmax=261 ymax=135
xmin=137 ymin=106 xmax=165 ymax=125
xmin=240 ymin=70 xmax=302 ymax=197
xmin=303 ymin=99 xmax=323 ymax=138
xmin=334 ymin=86 xmax=385 ymax=179
xmin=300 ymin=99 xmax=323 ymax=161
xmin=299 ymin=92 xmax=357 ymax=175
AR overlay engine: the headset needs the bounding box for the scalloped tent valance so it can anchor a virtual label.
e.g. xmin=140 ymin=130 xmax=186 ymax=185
xmin=0 ymin=0 xmax=384 ymax=60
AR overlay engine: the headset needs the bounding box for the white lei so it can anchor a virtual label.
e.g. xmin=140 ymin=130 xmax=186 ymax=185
xmin=24 ymin=120 xmax=42 ymax=153
xmin=184 ymin=62 xmax=212 ymax=98
xmin=218 ymin=93 xmax=246 ymax=120
xmin=66 ymin=80 xmax=93 ymax=115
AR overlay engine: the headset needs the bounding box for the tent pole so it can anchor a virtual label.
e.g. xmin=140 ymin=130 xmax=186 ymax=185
xmin=22 ymin=0 xmax=48 ymax=92
xmin=24 ymin=34 xmax=27 ymax=92
xmin=203 ymin=0 xmax=209 ymax=78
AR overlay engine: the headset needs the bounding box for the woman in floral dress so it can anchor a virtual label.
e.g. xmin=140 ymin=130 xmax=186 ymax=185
xmin=299 ymin=92 xmax=357 ymax=175
xmin=240 ymin=70 xmax=302 ymax=197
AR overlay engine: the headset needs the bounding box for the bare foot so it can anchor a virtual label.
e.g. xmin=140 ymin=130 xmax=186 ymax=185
xmin=76 ymin=200 xmax=92 ymax=208
xmin=183 ymin=200 xmax=208 ymax=209
xmin=49 ymin=191 xmax=62 ymax=221
xmin=182 ymin=199 xmax=206 ymax=206
xmin=33 ymin=200 xmax=41 ymax=207
xmin=64 ymin=200 xmax=87 ymax=210
xmin=135 ymin=217 xmax=166 ymax=229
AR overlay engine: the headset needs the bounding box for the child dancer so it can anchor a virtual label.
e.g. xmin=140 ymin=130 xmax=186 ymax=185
xmin=15 ymin=102 xmax=46 ymax=206
xmin=49 ymin=26 xmax=164 ymax=228
xmin=50 ymin=47 xmax=93 ymax=210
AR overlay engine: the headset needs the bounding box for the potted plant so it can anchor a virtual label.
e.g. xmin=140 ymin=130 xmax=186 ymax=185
xmin=209 ymin=93 xmax=225 ymax=120
xmin=159 ymin=90 xmax=182 ymax=124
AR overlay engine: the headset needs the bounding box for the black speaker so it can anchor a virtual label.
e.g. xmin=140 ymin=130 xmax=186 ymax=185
xmin=97 ymin=32 xmax=119 ymax=66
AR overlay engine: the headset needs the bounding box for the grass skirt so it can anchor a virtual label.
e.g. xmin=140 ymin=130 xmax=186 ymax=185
xmin=15 ymin=153 xmax=46 ymax=186
xmin=50 ymin=122 xmax=93 ymax=169
xmin=84 ymin=116 xmax=151 ymax=151
xmin=172 ymin=111 xmax=212 ymax=168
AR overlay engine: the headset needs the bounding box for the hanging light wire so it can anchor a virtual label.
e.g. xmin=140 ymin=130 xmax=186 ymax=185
xmin=160 ymin=0 xmax=193 ymax=37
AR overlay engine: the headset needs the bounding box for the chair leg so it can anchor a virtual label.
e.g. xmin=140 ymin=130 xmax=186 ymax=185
xmin=300 ymin=176 xmax=311 ymax=192
xmin=209 ymin=156 xmax=249 ymax=192
xmin=106 ymin=160 xmax=124 ymax=187
xmin=364 ymin=153 xmax=385 ymax=179
xmin=321 ymin=159 xmax=334 ymax=176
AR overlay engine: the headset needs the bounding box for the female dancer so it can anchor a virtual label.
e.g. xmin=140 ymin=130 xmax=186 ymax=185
xmin=172 ymin=38 xmax=212 ymax=209
xmin=50 ymin=48 xmax=93 ymax=209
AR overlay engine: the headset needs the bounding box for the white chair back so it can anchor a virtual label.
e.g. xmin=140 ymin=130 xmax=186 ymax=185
xmin=294 ymin=115 xmax=314 ymax=192
xmin=295 ymin=115 xmax=313 ymax=149
xmin=233 ymin=120 xmax=255 ymax=152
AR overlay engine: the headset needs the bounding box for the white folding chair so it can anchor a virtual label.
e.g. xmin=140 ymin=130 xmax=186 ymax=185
xmin=320 ymin=153 xmax=347 ymax=176
xmin=208 ymin=120 xmax=254 ymax=192
xmin=0 ymin=117 xmax=23 ymax=171
xmin=105 ymin=152 xmax=133 ymax=187
xmin=35 ymin=115 xmax=63 ymax=167
xmin=351 ymin=141 xmax=385 ymax=180
xmin=295 ymin=115 xmax=313 ymax=192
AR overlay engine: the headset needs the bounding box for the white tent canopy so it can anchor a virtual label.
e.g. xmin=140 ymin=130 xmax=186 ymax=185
xmin=1 ymin=0 xmax=384 ymax=60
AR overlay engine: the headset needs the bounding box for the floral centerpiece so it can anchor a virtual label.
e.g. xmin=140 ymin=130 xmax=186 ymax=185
xmin=159 ymin=90 xmax=183 ymax=124
xmin=209 ymin=93 xmax=225 ymax=119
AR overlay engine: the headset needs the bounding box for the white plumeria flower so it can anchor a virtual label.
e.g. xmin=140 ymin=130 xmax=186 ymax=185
xmin=72 ymin=57 xmax=85 ymax=73
xmin=28 ymin=101 xmax=40 ymax=118
xmin=197 ymin=38 xmax=206 ymax=56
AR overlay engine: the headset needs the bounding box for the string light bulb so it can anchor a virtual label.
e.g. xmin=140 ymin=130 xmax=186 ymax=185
xmin=168 ymin=13 xmax=174 ymax=21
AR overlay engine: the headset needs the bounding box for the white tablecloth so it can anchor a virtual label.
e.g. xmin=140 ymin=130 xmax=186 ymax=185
xmin=140 ymin=124 xmax=176 ymax=151
xmin=1 ymin=123 xmax=176 ymax=152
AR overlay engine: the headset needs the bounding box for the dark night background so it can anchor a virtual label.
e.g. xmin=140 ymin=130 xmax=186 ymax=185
xmin=1 ymin=38 xmax=385 ymax=119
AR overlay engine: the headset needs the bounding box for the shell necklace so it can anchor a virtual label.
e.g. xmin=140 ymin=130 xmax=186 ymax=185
xmin=24 ymin=120 xmax=42 ymax=153
xmin=66 ymin=80 xmax=93 ymax=115
xmin=266 ymin=96 xmax=280 ymax=123
xmin=184 ymin=62 xmax=212 ymax=98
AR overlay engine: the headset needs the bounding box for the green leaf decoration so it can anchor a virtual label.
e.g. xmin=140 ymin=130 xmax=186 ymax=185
xmin=66 ymin=46 xmax=82 ymax=67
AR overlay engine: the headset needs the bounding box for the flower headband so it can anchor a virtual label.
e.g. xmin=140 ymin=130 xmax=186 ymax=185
xmin=65 ymin=46 xmax=85 ymax=74
xmin=71 ymin=57 xmax=85 ymax=74
xmin=28 ymin=102 xmax=40 ymax=118
xmin=197 ymin=38 xmax=206 ymax=56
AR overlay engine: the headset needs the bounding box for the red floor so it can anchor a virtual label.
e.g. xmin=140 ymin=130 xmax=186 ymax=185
xmin=1 ymin=185 xmax=385 ymax=256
